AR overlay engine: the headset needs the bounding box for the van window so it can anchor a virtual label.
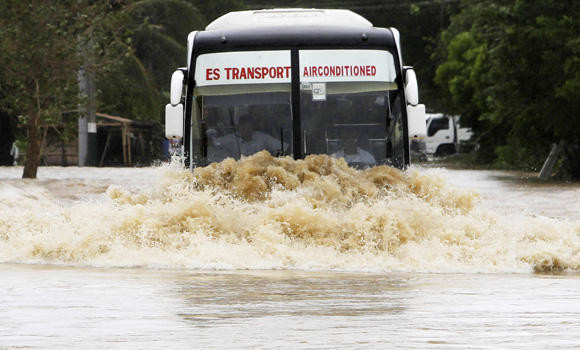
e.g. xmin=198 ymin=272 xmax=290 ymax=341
xmin=427 ymin=117 xmax=449 ymax=137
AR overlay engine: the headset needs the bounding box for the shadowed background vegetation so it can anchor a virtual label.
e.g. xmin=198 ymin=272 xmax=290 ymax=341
xmin=0 ymin=0 xmax=578 ymax=178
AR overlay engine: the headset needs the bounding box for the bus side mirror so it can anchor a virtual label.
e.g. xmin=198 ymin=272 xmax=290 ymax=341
xmin=165 ymin=103 xmax=183 ymax=139
xmin=167 ymin=69 xmax=185 ymax=139
xmin=404 ymin=67 xmax=419 ymax=106
xmin=170 ymin=70 xmax=185 ymax=105
xmin=407 ymin=104 xmax=426 ymax=139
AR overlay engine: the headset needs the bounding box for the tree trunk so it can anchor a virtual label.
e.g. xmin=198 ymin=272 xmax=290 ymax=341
xmin=22 ymin=114 xmax=42 ymax=179
xmin=22 ymin=80 xmax=43 ymax=179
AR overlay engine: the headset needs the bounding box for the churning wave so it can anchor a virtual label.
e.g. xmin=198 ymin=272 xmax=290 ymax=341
xmin=1 ymin=151 xmax=578 ymax=273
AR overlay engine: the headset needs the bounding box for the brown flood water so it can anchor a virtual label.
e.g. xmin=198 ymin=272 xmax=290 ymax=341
xmin=1 ymin=154 xmax=579 ymax=348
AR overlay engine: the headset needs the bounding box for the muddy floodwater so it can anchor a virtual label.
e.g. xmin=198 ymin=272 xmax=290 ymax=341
xmin=1 ymin=155 xmax=579 ymax=349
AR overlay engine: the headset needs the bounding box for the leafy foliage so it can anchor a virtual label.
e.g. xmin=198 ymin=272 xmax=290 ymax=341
xmin=2 ymin=0 xmax=577 ymax=179
xmin=97 ymin=0 xmax=207 ymax=123
xmin=0 ymin=0 xmax=118 ymax=177
xmin=434 ymin=0 xmax=579 ymax=177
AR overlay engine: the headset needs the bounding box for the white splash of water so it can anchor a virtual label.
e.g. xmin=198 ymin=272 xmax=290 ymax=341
xmin=1 ymin=153 xmax=578 ymax=273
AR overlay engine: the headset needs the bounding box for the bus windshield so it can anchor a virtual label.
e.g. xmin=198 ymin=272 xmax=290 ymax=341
xmin=200 ymin=89 xmax=292 ymax=163
xmin=191 ymin=49 xmax=404 ymax=167
xmin=192 ymin=50 xmax=293 ymax=164
xmin=300 ymin=85 xmax=404 ymax=169
xmin=299 ymin=49 xmax=404 ymax=168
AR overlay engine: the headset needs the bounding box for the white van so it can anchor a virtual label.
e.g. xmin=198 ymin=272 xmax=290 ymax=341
xmin=424 ymin=113 xmax=473 ymax=156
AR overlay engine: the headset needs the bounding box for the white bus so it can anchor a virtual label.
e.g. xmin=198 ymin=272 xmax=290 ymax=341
xmin=165 ymin=8 xmax=426 ymax=169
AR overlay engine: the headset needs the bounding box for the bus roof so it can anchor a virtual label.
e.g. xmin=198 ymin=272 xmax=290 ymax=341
xmin=206 ymin=9 xmax=373 ymax=31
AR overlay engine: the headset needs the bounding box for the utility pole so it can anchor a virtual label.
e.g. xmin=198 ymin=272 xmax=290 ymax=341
xmin=77 ymin=42 xmax=97 ymax=167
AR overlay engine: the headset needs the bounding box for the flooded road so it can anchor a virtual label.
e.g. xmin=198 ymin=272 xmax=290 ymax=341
xmin=445 ymin=168 xmax=580 ymax=221
xmin=2 ymin=265 xmax=578 ymax=349
xmin=1 ymin=158 xmax=579 ymax=348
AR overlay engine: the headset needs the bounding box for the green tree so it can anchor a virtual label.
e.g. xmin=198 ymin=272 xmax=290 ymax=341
xmin=0 ymin=0 xmax=209 ymax=177
xmin=97 ymin=0 xmax=207 ymax=126
xmin=434 ymin=0 xmax=579 ymax=178
xmin=0 ymin=1 xmax=116 ymax=178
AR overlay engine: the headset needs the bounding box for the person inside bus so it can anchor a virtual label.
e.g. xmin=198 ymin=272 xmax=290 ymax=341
xmin=213 ymin=114 xmax=286 ymax=158
xmin=331 ymin=127 xmax=376 ymax=167
xmin=205 ymin=107 xmax=238 ymax=162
